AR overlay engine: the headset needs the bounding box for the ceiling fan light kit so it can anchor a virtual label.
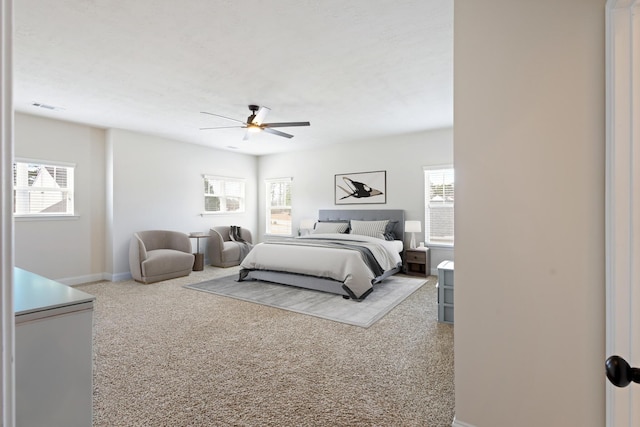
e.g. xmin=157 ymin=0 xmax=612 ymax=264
xmin=200 ymin=105 xmax=310 ymax=140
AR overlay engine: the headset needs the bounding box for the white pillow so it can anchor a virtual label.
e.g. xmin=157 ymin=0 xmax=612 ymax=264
xmin=312 ymin=222 xmax=349 ymax=234
xmin=349 ymin=220 xmax=389 ymax=239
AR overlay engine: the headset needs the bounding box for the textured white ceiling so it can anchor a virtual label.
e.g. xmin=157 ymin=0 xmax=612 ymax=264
xmin=14 ymin=0 xmax=453 ymax=156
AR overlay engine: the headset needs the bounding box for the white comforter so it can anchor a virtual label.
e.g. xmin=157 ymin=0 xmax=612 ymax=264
xmin=239 ymin=233 xmax=403 ymax=299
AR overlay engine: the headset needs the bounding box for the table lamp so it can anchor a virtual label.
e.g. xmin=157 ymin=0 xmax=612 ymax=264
xmin=405 ymin=220 xmax=421 ymax=249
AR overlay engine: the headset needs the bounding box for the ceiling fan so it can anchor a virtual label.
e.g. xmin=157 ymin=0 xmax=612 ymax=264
xmin=200 ymin=105 xmax=310 ymax=140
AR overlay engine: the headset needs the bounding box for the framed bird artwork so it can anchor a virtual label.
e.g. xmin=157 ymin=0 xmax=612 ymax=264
xmin=334 ymin=170 xmax=386 ymax=205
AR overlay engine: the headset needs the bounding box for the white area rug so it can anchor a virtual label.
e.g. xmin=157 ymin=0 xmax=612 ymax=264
xmin=184 ymin=274 xmax=427 ymax=328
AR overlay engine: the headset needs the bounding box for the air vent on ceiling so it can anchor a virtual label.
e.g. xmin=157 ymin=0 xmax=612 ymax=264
xmin=32 ymin=102 xmax=64 ymax=111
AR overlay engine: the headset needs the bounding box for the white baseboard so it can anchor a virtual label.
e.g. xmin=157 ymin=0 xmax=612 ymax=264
xmin=60 ymin=271 xmax=132 ymax=286
xmin=109 ymin=271 xmax=132 ymax=282
xmin=58 ymin=272 xmax=109 ymax=286
xmin=452 ymin=416 xmax=476 ymax=427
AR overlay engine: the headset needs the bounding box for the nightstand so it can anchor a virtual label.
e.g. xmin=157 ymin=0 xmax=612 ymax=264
xmin=405 ymin=248 xmax=430 ymax=277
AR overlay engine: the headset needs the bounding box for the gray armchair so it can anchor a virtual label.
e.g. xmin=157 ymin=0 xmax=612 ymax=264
xmin=208 ymin=226 xmax=253 ymax=267
xmin=129 ymin=230 xmax=195 ymax=284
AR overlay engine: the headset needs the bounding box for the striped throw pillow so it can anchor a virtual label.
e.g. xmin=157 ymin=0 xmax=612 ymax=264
xmin=312 ymin=222 xmax=349 ymax=234
xmin=349 ymin=220 xmax=389 ymax=240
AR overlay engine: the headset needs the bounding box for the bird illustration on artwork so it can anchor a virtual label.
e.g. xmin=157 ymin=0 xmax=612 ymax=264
xmin=337 ymin=177 xmax=384 ymax=200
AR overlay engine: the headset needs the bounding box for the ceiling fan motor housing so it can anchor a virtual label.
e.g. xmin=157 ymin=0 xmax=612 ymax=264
xmin=247 ymin=105 xmax=260 ymax=123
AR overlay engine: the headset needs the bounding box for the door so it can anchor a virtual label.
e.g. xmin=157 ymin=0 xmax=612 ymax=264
xmin=0 ymin=0 xmax=15 ymax=425
xmin=605 ymin=1 xmax=640 ymax=426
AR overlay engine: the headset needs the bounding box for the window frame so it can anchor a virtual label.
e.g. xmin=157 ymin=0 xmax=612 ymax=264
xmin=13 ymin=158 xmax=76 ymax=219
xmin=424 ymin=165 xmax=454 ymax=247
xmin=202 ymin=175 xmax=246 ymax=215
xmin=265 ymin=177 xmax=293 ymax=236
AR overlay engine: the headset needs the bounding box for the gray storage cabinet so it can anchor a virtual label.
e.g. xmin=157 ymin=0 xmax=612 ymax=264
xmin=437 ymin=261 xmax=454 ymax=324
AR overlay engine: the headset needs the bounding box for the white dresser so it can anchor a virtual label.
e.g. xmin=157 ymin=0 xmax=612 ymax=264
xmin=437 ymin=261 xmax=454 ymax=324
xmin=14 ymin=268 xmax=95 ymax=427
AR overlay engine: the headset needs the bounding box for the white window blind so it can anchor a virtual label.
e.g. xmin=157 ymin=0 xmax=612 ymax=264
xmin=424 ymin=167 xmax=454 ymax=245
xmin=203 ymin=175 xmax=245 ymax=213
xmin=266 ymin=177 xmax=292 ymax=235
xmin=13 ymin=159 xmax=75 ymax=216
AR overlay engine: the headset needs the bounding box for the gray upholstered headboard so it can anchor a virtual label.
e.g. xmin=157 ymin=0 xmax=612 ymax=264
xmin=318 ymin=209 xmax=405 ymax=240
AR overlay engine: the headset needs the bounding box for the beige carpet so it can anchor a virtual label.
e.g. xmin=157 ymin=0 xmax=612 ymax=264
xmin=77 ymin=266 xmax=455 ymax=427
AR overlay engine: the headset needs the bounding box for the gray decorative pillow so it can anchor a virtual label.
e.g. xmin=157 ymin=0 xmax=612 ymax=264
xmin=384 ymin=220 xmax=398 ymax=240
xmin=349 ymin=220 xmax=390 ymax=240
xmin=312 ymin=222 xmax=349 ymax=234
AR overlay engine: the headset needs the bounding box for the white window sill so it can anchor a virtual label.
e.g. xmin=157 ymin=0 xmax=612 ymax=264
xmin=14 ymin=215 xmax=80 ymax=222
xmin=200 ymin=211 xmax=245 ymax=216
xmin=426 ymin=243 xmax=454 ymax=250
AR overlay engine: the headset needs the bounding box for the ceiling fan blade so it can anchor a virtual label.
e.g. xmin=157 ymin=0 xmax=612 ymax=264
xmin=263 ymin=127 xmax=294 ymax=139
xmin=262 ymin=122 xmax=310 ymax=128
xmin=252 ymin=106 xmax=270 ymax=125
xmin=243 ymin=130 xmax=251 ymax=141
xmin=199 ymin=125 xmax=246 ymax=130
xmin=200 ymin=111 xmax=246 ymax=124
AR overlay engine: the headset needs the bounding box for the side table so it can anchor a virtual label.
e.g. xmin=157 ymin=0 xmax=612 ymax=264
xmin=188 ymin=232 xmax=209 ymax=271
xmin=405 ymin=248 xmax=430 ymax=277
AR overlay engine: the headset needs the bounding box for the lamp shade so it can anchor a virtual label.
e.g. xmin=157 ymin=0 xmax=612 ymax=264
xmin=300 ymin=219 xmax=316 ymax=230
xmin=404 ymin=220 xmax=421 ymax=233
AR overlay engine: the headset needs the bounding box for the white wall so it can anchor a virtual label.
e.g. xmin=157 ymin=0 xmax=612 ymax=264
xmin=14 ymin=113 xmax=106 ymax=284
xmin=258 ymin=128 xmax=454 ymax=270
xmin=14 ymin=114 xmax=258 ymax=282
xmin=454 ymin=1 xmax=605 ymax=426
xmin=106 ymin=128 xmax=258 ymax=280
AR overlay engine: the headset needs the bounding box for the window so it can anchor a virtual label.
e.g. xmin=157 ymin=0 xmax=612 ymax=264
xmin=203 ymin=175 xmax=245 ymax=213
xmin=424 ymin=167 xmax=454 ymax=245
xmin=266 ymin=177 xmax=292 ymax=235
xmin=13 ymin=159 xmax=75 ymax=216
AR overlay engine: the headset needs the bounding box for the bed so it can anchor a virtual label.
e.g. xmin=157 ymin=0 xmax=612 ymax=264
xmin=238 ymin=209 xmax=405 ymax=301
